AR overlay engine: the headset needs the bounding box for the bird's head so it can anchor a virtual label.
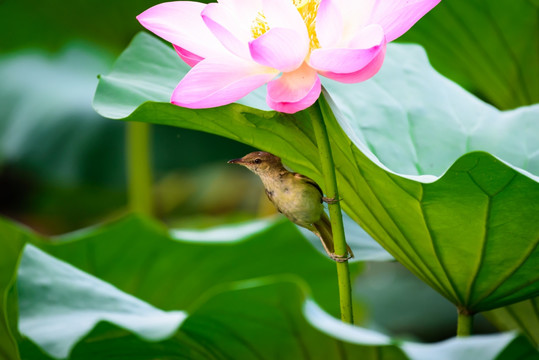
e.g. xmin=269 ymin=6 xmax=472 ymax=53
xmin=228 ymin=151 xmax=283 ymax=176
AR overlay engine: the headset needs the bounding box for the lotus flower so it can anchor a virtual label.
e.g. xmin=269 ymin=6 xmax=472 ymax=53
xmin=138 ymin=0 xmax=440 ymax=113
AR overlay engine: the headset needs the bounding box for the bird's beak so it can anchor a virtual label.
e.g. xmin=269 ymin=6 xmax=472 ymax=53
xmin=227 ymin=158 xmax=244 ymax=164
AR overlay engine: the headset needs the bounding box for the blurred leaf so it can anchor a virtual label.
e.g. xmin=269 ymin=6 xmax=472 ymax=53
xmin=3 ymin=213 xmax=352 ymax=359
xmin=400 ymin=0 xmax=539 ymax=109
xmin=0 ymin=219 xmax=29 ymax=360
xmin=18 ymin=244 xmax=189 ymax=360
xmin=18 ymin=244 xmax=389 ymax=360
xmin=11 ymin=239 xmax=536 ymax=360
xmin=0 ymin=43 xmax=129 ymax=232
xmin=485 ymin=297 xmax=539 ymax=348
xmin=355 ymin=261 xmax=463 ymax=340
xmin=0 ymin=44 xmax=253 ymax=187
xmin=0 ymin=43 xmax=257 ymax=233
xmin=354 ymin=261 xmax=499 ymax=342
xmin=94 ymin=33 xmax=539 ymax=313
xmin=0 ymin=43 xmax=117 ymax=185
xmin=15 ymin=215 xmax=362 ymax=316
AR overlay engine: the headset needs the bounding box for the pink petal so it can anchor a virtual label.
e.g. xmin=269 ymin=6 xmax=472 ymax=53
xmin=137 ymin=2 xmax=227 ymax=59
xmin=326 ymin=0 xmax=377 ymax=45
xmin=217 ymin=0 xmax=262 ymax=21
xmin=309 ymin=24 xmax=385 ymax=73
xmin=262 ymin=0 xmax=309 ymax=42
xmin=319 ymin=44 xmax=386 ymax=83
xmin=315 ymin=0 xmax=344 ymax=48
xmin=201 ymin=3 xmax=252 ymax=59
xmin=266 ymin=64 xmax=321 ymax=113
xmin=370 ymin=0 xmax=441 ymax=42
xmin=249 ymin=28 xmax=309 ymax=72
xmin=172 ymin=57 xmax=279 ymax=109
xmin=309 ymin=46 xmax=381 ymax=73
xmin=173 ymin=45 xmax=204 ymax=67
xmin=348 ymin=23 xmax=385 ymax=48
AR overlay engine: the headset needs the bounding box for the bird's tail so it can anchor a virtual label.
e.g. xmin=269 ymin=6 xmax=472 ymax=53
xmin=313 ymin=212 xmax=354 ymax=260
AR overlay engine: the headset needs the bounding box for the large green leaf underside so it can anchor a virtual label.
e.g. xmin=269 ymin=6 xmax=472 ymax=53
xmin=400 ymin=0 xmax=539 ymax=110
xmin=10 ymin=232 xmax=536 ymax=360
xmin=93 ymin=33 xmax=539 ymax=313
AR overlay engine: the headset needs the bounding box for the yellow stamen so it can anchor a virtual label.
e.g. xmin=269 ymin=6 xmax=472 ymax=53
xmin=251 ymin=11 xmax=270 ymax=39
xmin=251 ymin=0 xmax=321 ymax=50
xmin=294 ymin=0 xmax=321 ymax=49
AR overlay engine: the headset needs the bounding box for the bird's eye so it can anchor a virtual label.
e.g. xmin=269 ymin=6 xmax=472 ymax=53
xmin=254 ymin=158 xmax=261 ymax=164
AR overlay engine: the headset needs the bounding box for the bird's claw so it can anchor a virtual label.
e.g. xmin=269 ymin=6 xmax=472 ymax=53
xmin=322 ymin=197 xmax=342 ymax=204
xmin=330 ymin=252 xmax=353 ymax=262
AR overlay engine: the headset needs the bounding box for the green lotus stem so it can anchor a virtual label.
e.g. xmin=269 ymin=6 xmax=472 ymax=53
xmin=308 ymin=94 xmax=354 ymax=324
xmin=127 ymin=121 xmax=153 ymax=216
xmin=457 ymin=309 xmax=473 ymax=337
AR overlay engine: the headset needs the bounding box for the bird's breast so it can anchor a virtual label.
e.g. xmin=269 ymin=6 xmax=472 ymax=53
xmin=267 ymin=180 xmax=323 ymax=226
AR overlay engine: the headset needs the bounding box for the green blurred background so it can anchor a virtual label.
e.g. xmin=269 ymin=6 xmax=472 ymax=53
xmin=2 ymin=0 xmax=536 ymax=344
xmin=0 ymin=0 xmax=269 ymax=234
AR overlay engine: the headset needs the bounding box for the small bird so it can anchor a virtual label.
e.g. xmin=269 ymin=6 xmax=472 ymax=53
xmin=228 ymin=151 xmax=353 ymax=262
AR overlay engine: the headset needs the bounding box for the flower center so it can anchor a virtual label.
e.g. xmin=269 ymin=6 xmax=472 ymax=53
xmin=251 ymin=0 xmax=320 ymax=50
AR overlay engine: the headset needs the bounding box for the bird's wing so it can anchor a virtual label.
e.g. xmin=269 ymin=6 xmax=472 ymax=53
xmin=265 ymin=188 xmax=282 ymax=214
xmin=293 ymin=173 xmax=324 ymax=201
xmin=265 ymin=188 xmax=275 ymax=203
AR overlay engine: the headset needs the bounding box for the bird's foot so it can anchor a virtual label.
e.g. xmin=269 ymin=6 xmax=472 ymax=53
xmin=322 ymin=197 xmax=342 ymax=204
xmin=330 ymin=252 xmax=353 ymax=262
